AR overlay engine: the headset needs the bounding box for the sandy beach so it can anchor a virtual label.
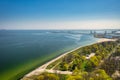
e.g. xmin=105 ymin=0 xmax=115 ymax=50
xmin=21 ymin=38 xmax=117 ymax=79
xmin=97 ymin=38 xmax=117 ymax=43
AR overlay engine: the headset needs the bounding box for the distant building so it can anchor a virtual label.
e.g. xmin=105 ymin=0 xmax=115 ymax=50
xmin=94 ymin=33 xmax=105 ymax=38
xmin=94 ymin=30 xmax=120 ymax=39
xmin=104 ymin=35 xmax=113 ymax=39
xmin=114 ymin=31 xmax=120 ymax=35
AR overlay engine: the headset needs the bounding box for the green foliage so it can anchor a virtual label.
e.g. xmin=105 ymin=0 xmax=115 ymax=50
xmin=101 ymin=45 xmax=120 ymax=78
xmin=28 ymin=40 xmax=119 ymax=80
xmin=66 ymin=71 xmax=89 ymax=80
xmin=59 ymin=62 xmax=69 ymax=71
xmin=112 ymin=45 xmax=120 ymax=57
xmin=90 ymin=69 xmax=112 ymax=80
xmin=36 ymin=73 xmax=59 ymax=80
xmin=84 ymin=60 xmax=94 ymax=72
xmin=90 ymin=56 xmax=99 ymax=67
xmin=66 ymin=75 xmax=83 ymax=80
xmin=73 ymin=67 xmax=80 ymax=75
xmin=58 ymin=41 xmax=118 ymax=72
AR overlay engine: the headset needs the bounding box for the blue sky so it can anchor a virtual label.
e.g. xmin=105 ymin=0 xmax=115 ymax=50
xmin=0 ymin=0 xmax=120 ymax=29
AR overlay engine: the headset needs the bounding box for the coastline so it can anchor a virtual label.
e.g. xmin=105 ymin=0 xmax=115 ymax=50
xmin=97 ymin=38 xmax=117 ymax=43
xmin=21 ymin=38 xmax=117 ymax=79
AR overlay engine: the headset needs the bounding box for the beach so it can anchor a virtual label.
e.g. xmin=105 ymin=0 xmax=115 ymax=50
xmin=97 ymin=38 xmax=117 ymax=43
xmin=21 ymin=38 xmax=117 ymax=79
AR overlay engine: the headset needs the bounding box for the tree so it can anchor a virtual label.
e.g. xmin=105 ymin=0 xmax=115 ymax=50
xmin=59 ymin=62 xmax=69 ymax=71
xmin=90 ymin=56 xmax=99 ymax=67
xmin=66 ymin=75 xmax=83 ymax=80
xmin=84 ymin=60 xmax=94 ymax=72
xmin=36 ymin=73 xmax=59 ymax=80
xmin=90 ymin=69 xmax=112 ymax=80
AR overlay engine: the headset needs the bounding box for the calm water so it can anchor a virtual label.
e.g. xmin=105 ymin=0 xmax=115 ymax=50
xmin=0 ymin=30 xmax=98 ymax=80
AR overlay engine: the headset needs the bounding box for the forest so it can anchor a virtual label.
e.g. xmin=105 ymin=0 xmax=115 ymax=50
xmin=23 ymin=39 xmax=120 ymax=80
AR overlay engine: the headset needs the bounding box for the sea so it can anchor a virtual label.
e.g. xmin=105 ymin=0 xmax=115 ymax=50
xmin=0 ymin=30 xmax=99 ymax=80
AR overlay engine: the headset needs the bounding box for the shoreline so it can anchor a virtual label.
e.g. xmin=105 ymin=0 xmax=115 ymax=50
xmin=21 ymin=38 xmax=117 ymax=79
xmin=97 ymin=38 xmax=117 ymax=43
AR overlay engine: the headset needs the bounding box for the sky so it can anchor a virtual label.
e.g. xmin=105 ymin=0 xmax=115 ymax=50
xmin=0 ymin=0 xmax=120 ymax=29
